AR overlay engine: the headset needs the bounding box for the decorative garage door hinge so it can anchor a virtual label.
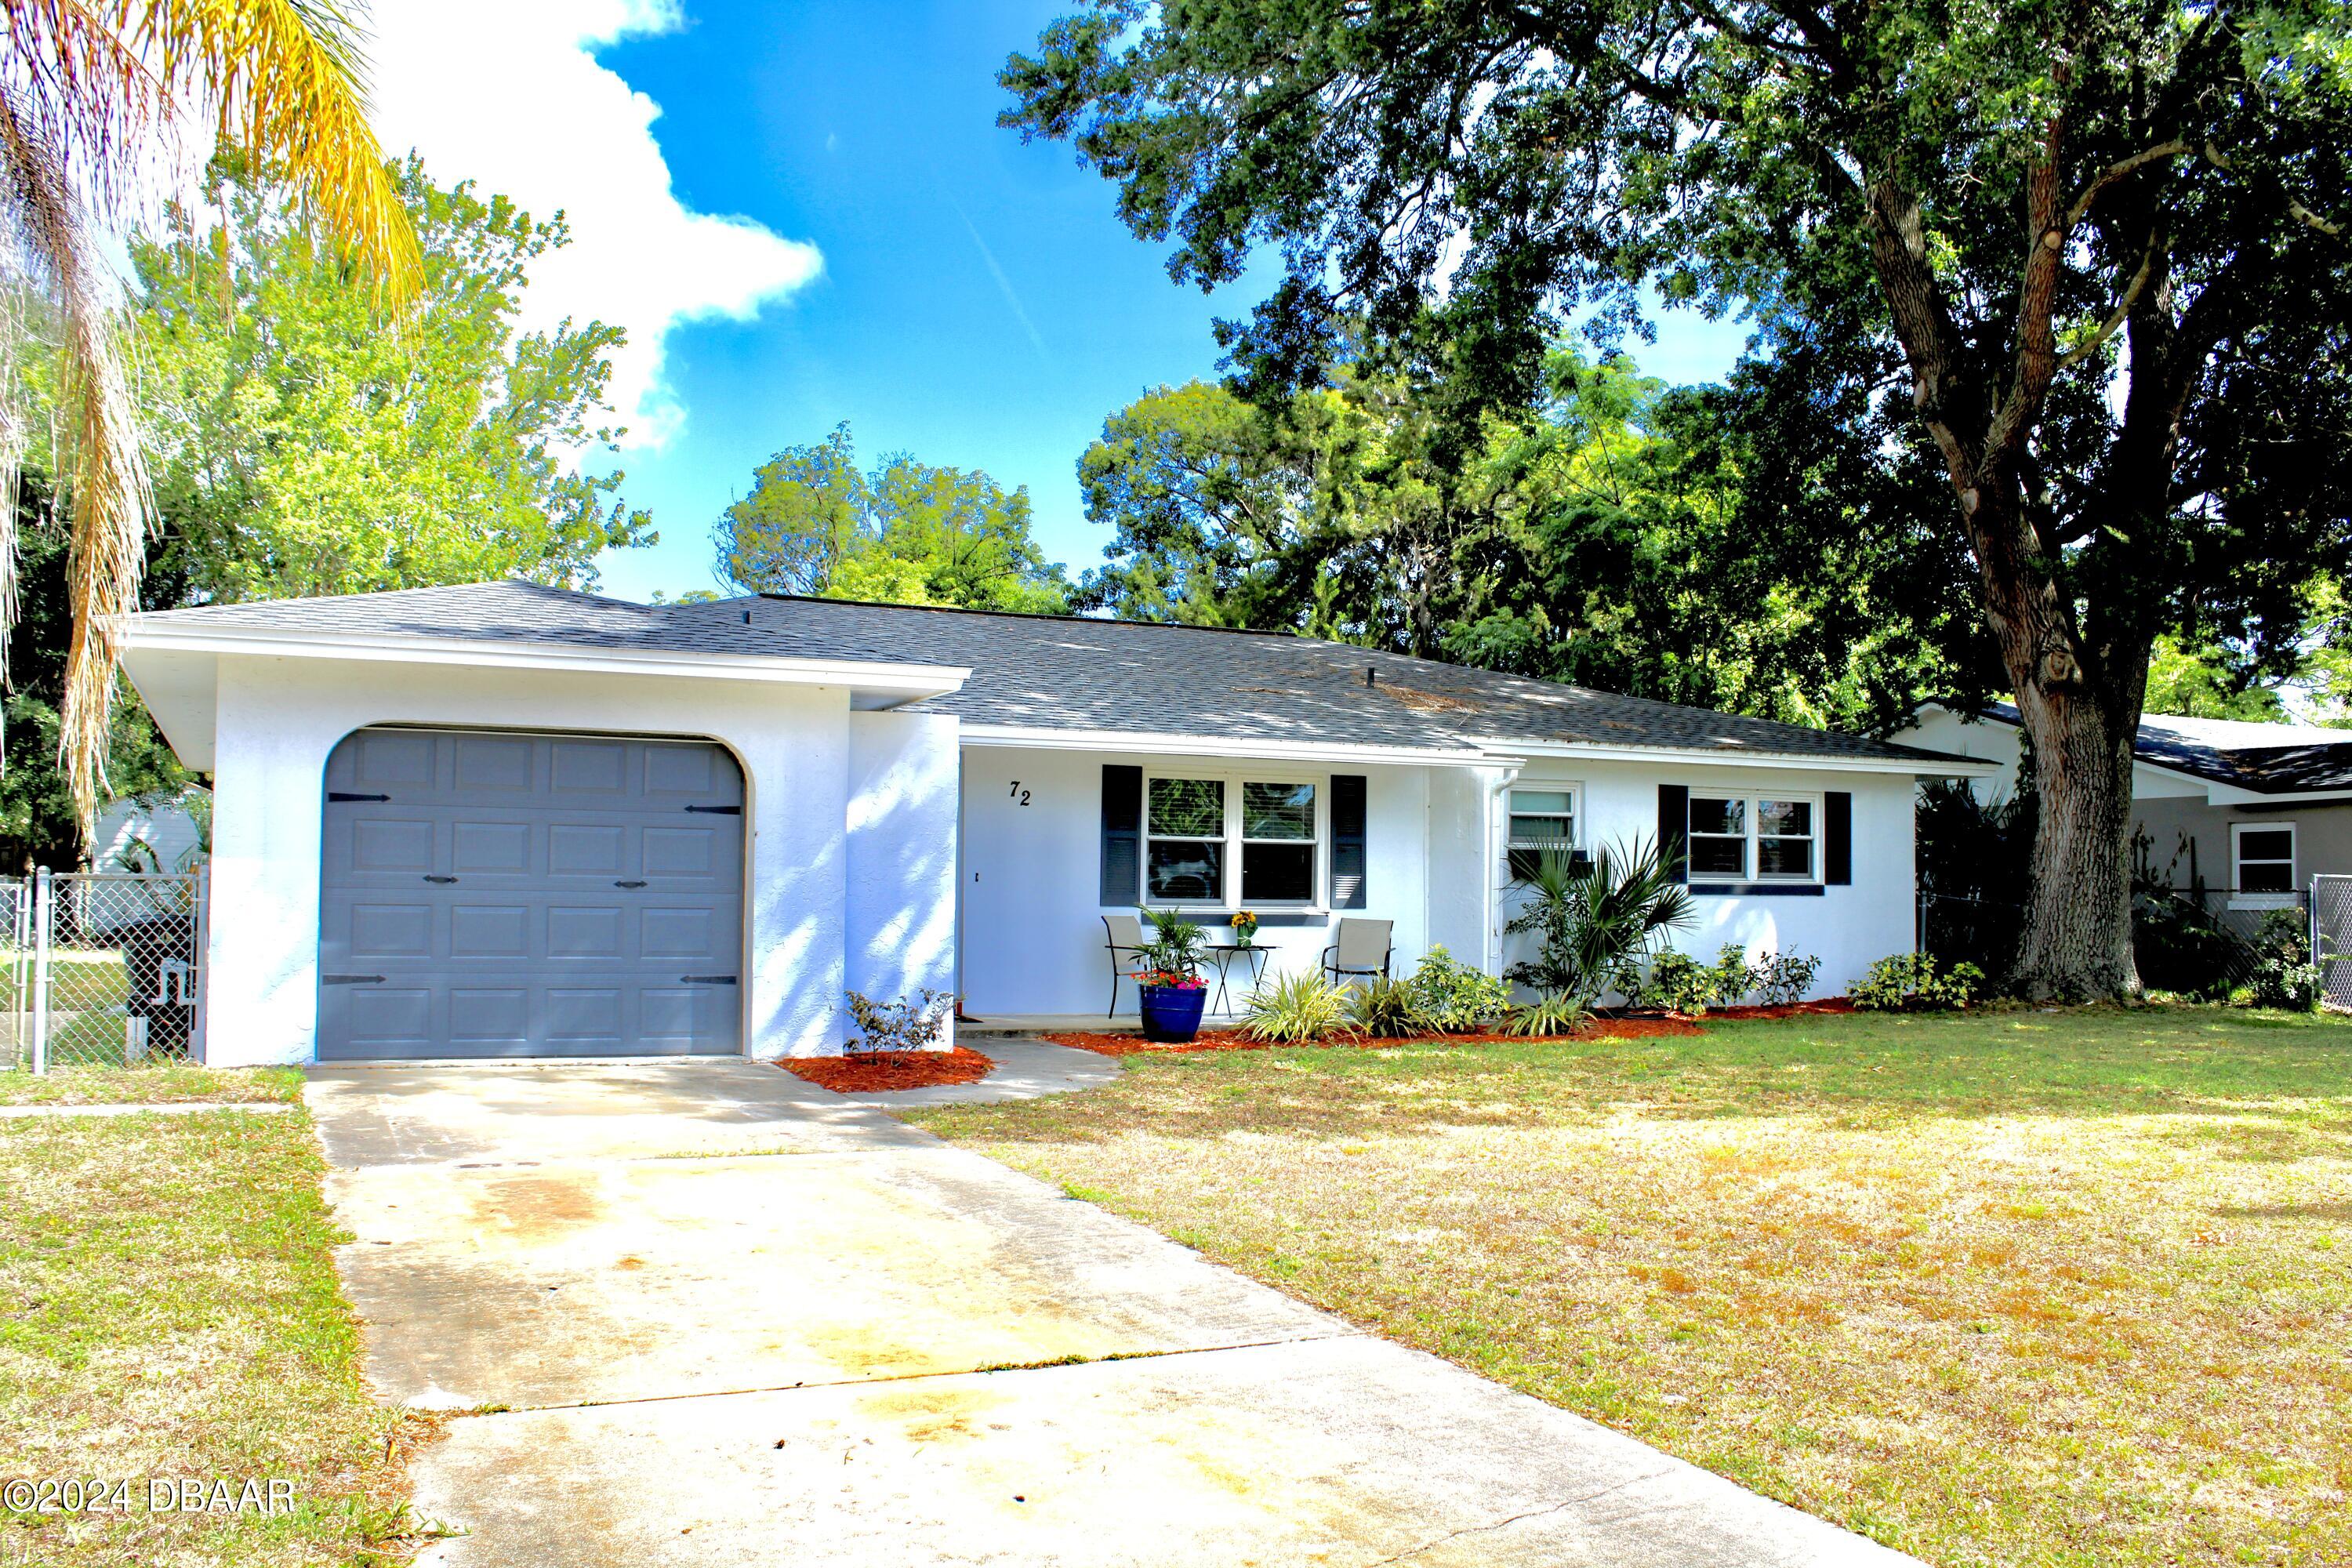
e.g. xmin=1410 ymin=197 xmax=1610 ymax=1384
xmin=321 ymin=974 xmax=385 ymax=985
xmin=327 ymin=791 xmax=390 ymax=802
xmin=683 ymin=804 xmax=742 ymax=815
xmin=681 ymin=975 xmax=739 ymax=985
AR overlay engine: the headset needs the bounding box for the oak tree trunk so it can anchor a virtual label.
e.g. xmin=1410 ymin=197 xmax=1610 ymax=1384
xmin=2009 ymin=683 xmax=2143 ymax=998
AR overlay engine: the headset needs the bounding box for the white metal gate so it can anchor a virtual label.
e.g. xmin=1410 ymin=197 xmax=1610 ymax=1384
xmin=4 ymin=869 xmax=206 ymax=1073
xmin=2314 ymin=876 xmax=2352 ymax=1012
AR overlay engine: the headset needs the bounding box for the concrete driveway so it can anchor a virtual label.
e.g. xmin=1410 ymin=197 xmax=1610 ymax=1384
xmin=308 ymin=1058 xmax=1915 ymax=1567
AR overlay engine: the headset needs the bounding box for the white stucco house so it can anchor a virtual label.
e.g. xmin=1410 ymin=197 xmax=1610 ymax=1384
xmin=119 ymin=581 xmax=1992 ymax=1065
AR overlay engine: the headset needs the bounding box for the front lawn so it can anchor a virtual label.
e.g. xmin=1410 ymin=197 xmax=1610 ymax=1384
xmin=0 ymin=1110 xmax=430 ymax=1565
xmin=909 ymin=1007 xmax=2352 ymax=1568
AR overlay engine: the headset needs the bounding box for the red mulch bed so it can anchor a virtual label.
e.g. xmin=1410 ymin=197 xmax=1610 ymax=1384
xmin=1041 ymin=1015 xmax=1704 ymax=1057
xmin=779 ymin=1047 xmax=996 ymax=1093
xmin=1700 ymin=998 xmax=1856 ymax=1021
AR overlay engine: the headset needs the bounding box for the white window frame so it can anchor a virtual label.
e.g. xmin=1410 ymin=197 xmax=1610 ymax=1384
xmin=2230 ymin=820 xmax=2298 ymax=909
xmin=1142 ymin=768 xmax=1328 ymax=912
xmin=1506 ymin=784 xmax=1581 ymax=877
xmin=1686 ymin=791 xmax=1826 ymax=885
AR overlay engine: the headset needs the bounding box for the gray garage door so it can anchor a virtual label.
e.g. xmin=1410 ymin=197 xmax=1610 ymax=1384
xmin=318 ymin=727 xmax=745 ymax=1060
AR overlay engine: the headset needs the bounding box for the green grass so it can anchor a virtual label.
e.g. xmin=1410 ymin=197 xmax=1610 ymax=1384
xmin=0 ymin=953 xmax=129 ymax=1012
xmin=0 ymin=1065 xmax=303 ymax=1107
xmin=909 ymin=1006 xmax=2352 ymax=1568
xmin=0 ymin=1111 xmax=431 ymax=1565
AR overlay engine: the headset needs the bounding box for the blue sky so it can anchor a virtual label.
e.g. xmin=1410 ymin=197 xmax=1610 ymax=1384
xmin=378 ymin=2 xmax=1755 ymax=604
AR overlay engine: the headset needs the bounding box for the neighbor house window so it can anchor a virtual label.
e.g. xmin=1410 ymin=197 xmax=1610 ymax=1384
xmin=1508 ymin=787 xmax=1578 ymax=879
xmin=1688 ymin=793 xmax=1822 ymax=883
xmin=1145 ymin=775 xmax=1322 ymax=907
xmin=2231 ymin=822 xmax=2296 ymax=907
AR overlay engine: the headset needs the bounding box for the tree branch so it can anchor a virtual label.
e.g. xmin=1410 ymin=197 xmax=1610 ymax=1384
xmin=2203 ymin=140 xmax=2346 ymax=238
xmin=2063 ymin=140 xmax=2190 ymax=233
xmin=2056 ymin=243 xmax=2156 ymax=372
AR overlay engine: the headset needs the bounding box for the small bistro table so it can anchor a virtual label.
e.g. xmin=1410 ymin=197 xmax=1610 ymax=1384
xmin=1203 ymin=943 xmax=1269 ymax=1014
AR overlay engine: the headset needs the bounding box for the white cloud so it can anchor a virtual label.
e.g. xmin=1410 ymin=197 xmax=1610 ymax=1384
xmin=363 ymin=0 xmax=822 ymax=448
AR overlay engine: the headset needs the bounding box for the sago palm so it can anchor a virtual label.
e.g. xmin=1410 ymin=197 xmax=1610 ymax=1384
xmin=0 ymin=0 xmax=418 ymax=829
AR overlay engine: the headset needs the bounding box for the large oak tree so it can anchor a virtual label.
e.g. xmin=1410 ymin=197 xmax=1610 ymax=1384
xmin=1003 ymin=0 xmax=2352 ymax=996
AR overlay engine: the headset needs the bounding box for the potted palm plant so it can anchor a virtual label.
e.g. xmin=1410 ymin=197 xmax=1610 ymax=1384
xmin=1133 ymin=909 xmax=1210 ymax=1042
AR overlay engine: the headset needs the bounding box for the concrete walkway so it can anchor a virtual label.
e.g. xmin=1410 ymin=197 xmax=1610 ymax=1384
xmin=307 ymin=1058 xmax=1915 ymax=1567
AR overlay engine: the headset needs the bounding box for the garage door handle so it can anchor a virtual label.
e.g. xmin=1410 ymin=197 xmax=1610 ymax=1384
xmin=423 ymin=874 xmax=459 ymax=884
xmin=322 ymin=974 xmax=384 ymax=985
xmin=615 ymin=879 xmax=647 ymax=888
xmin=681 ymin=975 xmax=738 ymax=985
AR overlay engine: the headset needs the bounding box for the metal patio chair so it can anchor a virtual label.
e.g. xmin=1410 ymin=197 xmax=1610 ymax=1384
xmin=1102 ymin=913 xmax=1149 ymax=1018
xmin=1321 ymin=917 xmax=1394 ymax=987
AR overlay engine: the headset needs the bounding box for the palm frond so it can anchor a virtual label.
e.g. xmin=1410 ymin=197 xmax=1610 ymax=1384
xmin=130 ymin=0 xmax=421 ymax=299
xmin=0 ymin=0 xmax=177 ymax=209
xmin=0 ymin=78 xmax=150 ymax=829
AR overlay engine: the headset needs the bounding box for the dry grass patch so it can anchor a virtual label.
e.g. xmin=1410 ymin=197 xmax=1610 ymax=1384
xmin=0 ymin=1065 xmax=304 ymax=1107
xmin=909 ymin=1008 xmax=2352 ymax=1567
xmin=0 ymin=1111 xmax=432 ymax=1565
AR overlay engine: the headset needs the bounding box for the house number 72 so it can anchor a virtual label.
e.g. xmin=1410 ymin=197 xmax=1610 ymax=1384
xmin=1008 ymin=782 xmax=1031 ymax=806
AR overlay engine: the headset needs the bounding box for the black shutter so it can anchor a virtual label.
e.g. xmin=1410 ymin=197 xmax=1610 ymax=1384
xmin=1825 ymin=790 xmax=1853 ymax=885
xmin=1101 ymin=765 xmax=1142 ymax=906
xmin=1658 ymin=784 xmax=1689 ymax=884
xmin=1330 ymin=775 xmax=1368 ymax=909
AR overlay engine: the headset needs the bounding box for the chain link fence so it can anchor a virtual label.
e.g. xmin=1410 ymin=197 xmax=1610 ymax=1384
xmin=2314 ymin=876 xmax=2352 ymax=1012
xmin=4 ymin=870 xmax=205 ymax=1073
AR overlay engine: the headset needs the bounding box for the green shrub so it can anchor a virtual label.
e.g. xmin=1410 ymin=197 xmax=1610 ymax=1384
xmin=1406 ymin=945 xmax=1512 ymax=1032
xmin=1851 ymin=953 xmax=1986 ymax=1011
xmin=1640 ymin=949 xmax=1719 ymax=1014
xmin=1504 ymin=991 xmax=1592 ymax=1037
xmin=1348 ymin=975 xmax=1434 ymax=1038
xmin=2244 ymin=910 xmax=2323 ymax=1012
xmin=1709 ymin=943 xmax=1759 ymax=1007
xmin=1241 ymin=971 xmax=1356 ymax=1044
xmin=1753 ymin=949 xmax=1823 ymax=1006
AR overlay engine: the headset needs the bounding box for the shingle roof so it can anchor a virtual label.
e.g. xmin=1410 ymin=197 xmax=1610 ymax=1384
xmin=1973 ymin=701 xmax=2352 ymax=794
xmin=133 ymin=580 xmax=1973 ymax=768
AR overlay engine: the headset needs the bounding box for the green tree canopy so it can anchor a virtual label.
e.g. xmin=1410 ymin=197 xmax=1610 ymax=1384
xmin=1005 ymin=0 xmax=2352 ymax=996
xmin=1077 ymin=349 xmax=1980 ymax=731
xmin=717 ymin=423 xmax=1072 ymax=612
xmin=134 ymin=154 xmax=651 ymax=601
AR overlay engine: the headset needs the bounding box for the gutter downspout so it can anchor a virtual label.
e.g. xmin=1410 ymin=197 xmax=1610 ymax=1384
xmin=1482 ymin=759 xmax=1525 ymax=976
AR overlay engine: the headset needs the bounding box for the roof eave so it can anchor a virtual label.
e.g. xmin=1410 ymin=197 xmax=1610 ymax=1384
xmin=118 ymin=621 xmax=971 ymax=702
xmin=956 ymin=722 xmax=1490 ymax=767
xmin=1487 ymin=735 xmax=2002 ymax=777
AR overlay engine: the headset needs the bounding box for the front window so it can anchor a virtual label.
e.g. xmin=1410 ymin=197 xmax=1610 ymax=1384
xmin=2232 ymin=822 xmax=2296 ymax=906
xmin=1756 ymin=798 xmax=1815 ymax=879
xmin=1145 ymin=775 xmax=1322 ymax=907
xmin=1688 ymin=793 xmax=1822 ymax=884
xmin=1687 ymin=797 xmax=1749 ymax=878
xmin=1508 ymin=788 xmax=1577 ymax=879
xmin=1241 ymin=782 xmax=1317 ymax=901
xmin=1146 ymin=778 xmax=1225 ymax=902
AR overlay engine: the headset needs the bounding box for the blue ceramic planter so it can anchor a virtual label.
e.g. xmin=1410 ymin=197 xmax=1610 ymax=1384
xmin=1138 ymin=983 xmax=1208 ymax=1043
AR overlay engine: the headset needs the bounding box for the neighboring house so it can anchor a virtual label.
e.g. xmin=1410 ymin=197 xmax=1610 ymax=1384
xmin=90 ymin=786 xmax=209 ymax=873
xmin=120 ymin=581 xmax=1991 ymax=1065
xmin=1896 ymin=702 xmax=2352 ymax=912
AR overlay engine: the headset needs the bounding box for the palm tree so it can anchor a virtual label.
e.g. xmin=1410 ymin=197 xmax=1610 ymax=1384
xmin=1505 ymin=837 xmax=1695 ymax=1021
xmin=0 ymin=0 xmax=419 ymax=830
